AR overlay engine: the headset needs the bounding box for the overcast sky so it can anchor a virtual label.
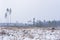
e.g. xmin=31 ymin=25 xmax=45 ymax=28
xmin=0 ymin=0 xmax=60 ymax=23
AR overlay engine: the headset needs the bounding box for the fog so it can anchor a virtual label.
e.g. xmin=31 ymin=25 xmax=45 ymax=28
xmin=0 ymin=0 xmax=60 ymax=23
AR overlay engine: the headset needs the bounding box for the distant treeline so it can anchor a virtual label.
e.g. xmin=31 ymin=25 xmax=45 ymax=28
xmin=0 ymin=20 xmax=60 ymax=27
xmin=26 ymin=20 xmax=60 ymax=27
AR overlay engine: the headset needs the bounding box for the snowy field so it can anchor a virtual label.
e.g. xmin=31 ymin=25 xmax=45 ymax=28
xmin=0 ymin=27 xmax=60 ymax=40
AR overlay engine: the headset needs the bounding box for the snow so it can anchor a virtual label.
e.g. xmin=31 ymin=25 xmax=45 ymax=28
xmin=0 ymin=27 xmax=60 ymax=40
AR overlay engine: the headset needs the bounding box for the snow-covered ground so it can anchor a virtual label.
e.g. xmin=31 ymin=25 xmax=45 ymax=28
xmin=0 ymin=27 xmax=60 ymax=40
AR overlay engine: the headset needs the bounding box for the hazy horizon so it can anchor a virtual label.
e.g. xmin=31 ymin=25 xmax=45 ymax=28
xmin=0 ymin=0 xmax=60 ymax=23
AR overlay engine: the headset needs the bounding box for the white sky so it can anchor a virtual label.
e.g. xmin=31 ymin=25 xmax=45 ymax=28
xmin=0 ymin=0 xmax=60 ymax=23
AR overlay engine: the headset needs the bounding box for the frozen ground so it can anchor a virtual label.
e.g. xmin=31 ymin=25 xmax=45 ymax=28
xmin=0 ymin=27 xmax=60 ymax=40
